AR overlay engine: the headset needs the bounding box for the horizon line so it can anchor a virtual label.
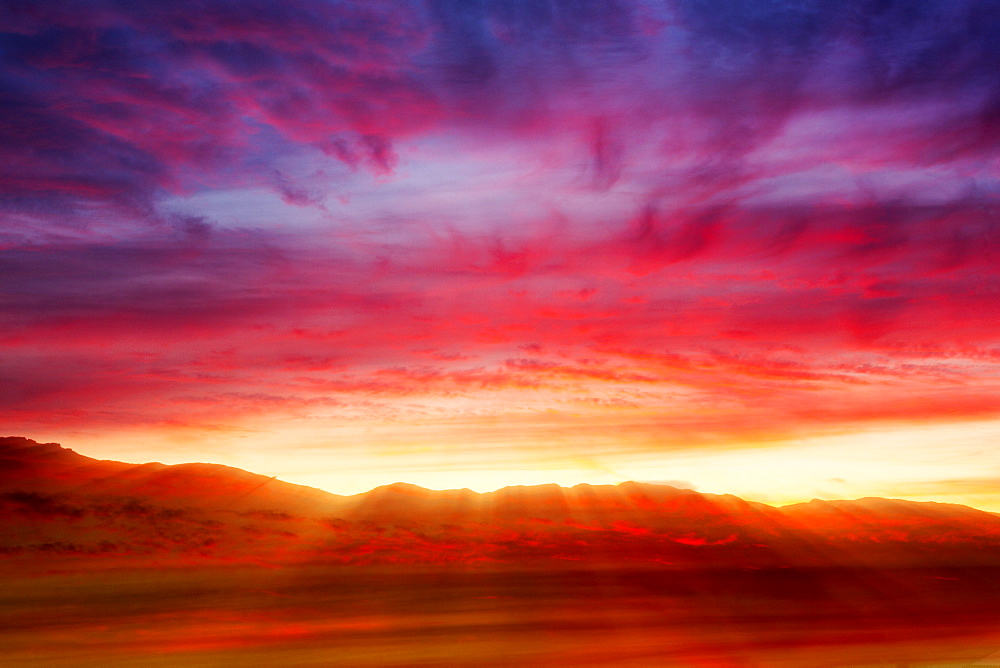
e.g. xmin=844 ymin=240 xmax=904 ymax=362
xmin=5 ymin=436 xmax=994 ymax=514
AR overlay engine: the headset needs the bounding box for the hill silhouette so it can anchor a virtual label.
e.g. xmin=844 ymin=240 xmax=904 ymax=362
xmin=3 ymin=436 xmax=1000 ymax=571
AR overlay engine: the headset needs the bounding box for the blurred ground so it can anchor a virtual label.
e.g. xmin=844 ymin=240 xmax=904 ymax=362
xmin=3 ymin=564 xmax=1000 ymax=667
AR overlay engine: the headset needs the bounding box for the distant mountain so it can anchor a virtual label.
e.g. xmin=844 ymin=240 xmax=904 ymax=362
xmin=3 ymin=436 xmax=1000 ymax=571
xmin=0 ymin=436 xmax=346 ymax=515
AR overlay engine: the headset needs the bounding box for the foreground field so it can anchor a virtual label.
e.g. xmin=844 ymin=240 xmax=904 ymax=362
xmin=4 ymin=565 xmax=1000 ymax=667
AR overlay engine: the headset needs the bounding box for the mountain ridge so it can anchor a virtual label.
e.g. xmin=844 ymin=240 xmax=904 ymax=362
xmin=2 ymin=435 xmax=976 ymax=513
xmin=4 ymin=436 xmax=1000 ymax=571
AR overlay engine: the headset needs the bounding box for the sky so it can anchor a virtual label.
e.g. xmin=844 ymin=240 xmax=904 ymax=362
xmin=2 ymin=0 xmax=1000 ymax=509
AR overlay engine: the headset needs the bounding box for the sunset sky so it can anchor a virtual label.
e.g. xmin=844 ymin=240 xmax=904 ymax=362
xmin=3 ymin=0 xmax=1000 ymax=509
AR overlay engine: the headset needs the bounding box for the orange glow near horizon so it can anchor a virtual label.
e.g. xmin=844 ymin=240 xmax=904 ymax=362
xmin=33 ymin=417 xmax=1000 ymax=513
